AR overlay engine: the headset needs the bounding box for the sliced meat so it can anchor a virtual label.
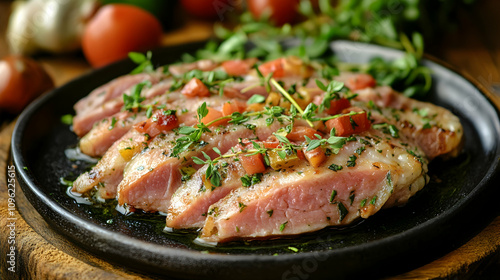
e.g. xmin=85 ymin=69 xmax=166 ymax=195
xmin=72 ymin=129 xmax=148 ymax=199
xmin=354 ymin=87 xmax=463 ymax=159
xmin=167 ymin=145 xmax=248 ymax=229
xmin=117 ymin=117 xmax=287 ymax=213
xmin=73 ymin=95 xmax=234 ymax=196
xmin=199 ymin=132 xmax=428 ymax=243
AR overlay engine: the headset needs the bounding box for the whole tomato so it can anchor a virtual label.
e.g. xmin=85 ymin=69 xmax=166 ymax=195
xmin=0 ymin=56 xmax=54 ymax=114
xmin=247 ymin=0 xmax=300 ymax=26
xmin=82 ymin=4 xmax=162 ymax=67
xmin=181 ymin=0 xmax=231 ymax=20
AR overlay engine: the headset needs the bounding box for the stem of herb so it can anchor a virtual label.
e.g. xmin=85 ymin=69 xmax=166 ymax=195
xmin=270 ymin=78 xmax=314 ymax=127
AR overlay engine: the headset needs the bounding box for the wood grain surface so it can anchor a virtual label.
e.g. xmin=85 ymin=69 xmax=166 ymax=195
xmin=1 ymin=0 xmax=500 ymax=279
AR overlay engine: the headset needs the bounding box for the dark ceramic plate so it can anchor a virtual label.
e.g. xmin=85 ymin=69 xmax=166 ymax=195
xmin=12 ymin=41 xmax=500 ymax=279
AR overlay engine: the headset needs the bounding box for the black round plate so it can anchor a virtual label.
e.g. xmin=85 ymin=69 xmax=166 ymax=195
xmin=12 ymin=41 xmax=500 ymax=279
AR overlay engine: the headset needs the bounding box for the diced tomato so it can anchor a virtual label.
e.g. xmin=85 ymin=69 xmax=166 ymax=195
xmin=304 ymin=147 xmax=326 ymax=168
xmin=325 ymin=98 xmax=351 ymax=115
xmin=181 ymin=78 xmax=210 ymax=98
xmin=222 ymin=58 xmax=257 ymax=76
xmin=222 ymin=100 xmax=247 ymax=116
xmin=134 ymin=110 xmax=179 ymax=137
xmin=258 ymin=58 xmax=285 ymax=78
xmin=325 ymin=111 xmax=371 ymax=137
xmin=201 ymin=107 xmax=227 ymax=127
xmin=263 ymin=136 xmax=280 ymax=149
xmin=345 ymin=74 xmax=377 ymax=91
xmin=286 ymin=126 xmax=320 ymax=142
xmin=239 ymin=153 xmax=266 ymax=175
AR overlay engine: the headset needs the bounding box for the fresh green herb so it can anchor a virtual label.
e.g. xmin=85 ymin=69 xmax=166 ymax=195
xmin=288 ymin=247 xmax=299 ymax=252
xmin=129 ymin=51 xmax=154 ymax=74
xmin=347 ymin=155 xmax=357 ymax=167
xmin=280 ymin=221 xmax=288 ymax=232
xmin=108 ymin=117 xmax=117 ymax=130
xmin=328 ymin=163 xmax=343 ymax=172
xmin=370 ymin=196 xmax=378 ymax=205
xmin=267 ymin=209 xmax=274 ymax=217
xmin=61 ymin=114 xmax=73 ymax=125
xmin=123 ymin=81 xmax=151 ymax=111
xmin=330 ymin=189 xmax=337 ymax=203
xmin=338 ymin=202 xmax=348 ymax=222
xmin=360 ymin=199 xmax=367 ymax=208
xmin=238 ymin=202 xmax=247 ymax=212
xmin=247 ymin=94 xmax=266 ymax=104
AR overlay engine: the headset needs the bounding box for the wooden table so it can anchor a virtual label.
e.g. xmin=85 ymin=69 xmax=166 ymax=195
xmin=1 ymin=1 xmax=500 ymax=279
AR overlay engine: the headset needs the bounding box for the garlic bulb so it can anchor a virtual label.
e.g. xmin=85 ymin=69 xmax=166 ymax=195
xmin=7 ymin=0 xmax=99 ymax=55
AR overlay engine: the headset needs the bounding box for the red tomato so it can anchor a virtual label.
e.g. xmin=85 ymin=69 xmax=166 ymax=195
xmin=134 ymin=110 xmax=179 ymax=137
xmin=0 ymin=56 xmax=54 ymax=114
xmin=221 ymin=58 xmax=257 ymax=76
xmin=82 ymin=4 xmax=162 ymax=68
xmin=222 ymin=100 xmax=246 ymax=116
xmin=181 ymin=78 xmax=211 ymax=98
xmin=239 ymin=153 xmax=266 ymax=175
xmin=286 ymin=126 xmax=319 ymax=142
xmin=325 ymin=98 xmax=351 ymax=115
xmin=181 ymin=0 xmax=230 ymax=20
xmin=345 ymin=74 xmax=377 ymax=91
xmin=247 ymin=0 xmax=300 ymax=26
xmin=258 ymin=58 xmax=285 ymax=78
xmin=326 ymin=112 xmax=371 ymax=137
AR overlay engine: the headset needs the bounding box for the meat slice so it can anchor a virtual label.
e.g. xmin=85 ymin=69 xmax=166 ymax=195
xmin=198 ymin=132 xmax=428 ymax=243
xmin=72 ymin=129 xmax=148 ymax=199
xmin=353 ymin=86 xmax=463 ymax=159
xmin=73 ymin=73 xmax=161 ymax=136
xmin=117 ymin=117 xmax=287 ymax=213
xmin=167 ymin=145 xmax=248 ymax=229
xmin=73 ymin=95 xmax=233 ymax=197
xmin=78 ymin=91 xmax=213 ymax=157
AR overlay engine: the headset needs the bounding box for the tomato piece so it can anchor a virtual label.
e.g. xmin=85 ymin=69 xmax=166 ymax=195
xmin=181 ymin=0 xmax=229 ymax=20
xmin=263 ymin=136 xmax=280 ymax=149
xmin=247 ymin=0 xmax=300 ymax=26
xmin=345 ymin=74 xmax=377 ymax=91
xmin=201 ymin=107 xmax=227 ymax=127
xmin=134 ymin=110 xmax=179 ymax=137
xmin=222 ymin=58 xmax=257 ymax=76
xmin=325 ymin=112 xmax=371 ymax=137
xmin=0 ymin=55 xmax=54 ymax=114
xmin=258 ymin=58 xmax=285 ymax=78
xmin=304 ymin=147 xmax=326 ymax=168
xmin=222 ymin=100 xmax=246 ymax=116
xmin=239 ymin=153 xmax=266 ymax=175
xmin=286 ymin=126 xmax=319 ymax=142
xmin=82 ymin=4 xmax=162 ymax=67
xmin=325 ymin=98 xmax=351 ymax=115
xmin=181 ymin=78 xmax=211 ymax=98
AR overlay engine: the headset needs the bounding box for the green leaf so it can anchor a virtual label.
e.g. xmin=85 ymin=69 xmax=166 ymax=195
xmin=247 ymin=94 xmax=266 ymax=104
xmin=197 ymin=102 xmax=209 ymax=121
xmin=61 ymin=114 xmax=73 ymax=125
xmin=128 ymin=52 xmax=146 ymax=64
xmin=192 ymin=156 xmax=206 ymax=165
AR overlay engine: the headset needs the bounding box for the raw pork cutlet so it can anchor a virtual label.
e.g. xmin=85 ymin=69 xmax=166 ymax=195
xmin=199 ymin=130 xmax=428 ymax=243
xmin=72 ymin=95 xmax=235 ymax=198
xmin=78 ymin=91 xmax=227 ymax=157
xmin=73 ymin=75 xmax=168 ymax=137
xmin=117 ymin=117 xmax=288 ymax=213
xmin=352 ymin=86 xmax=463 ymax=159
